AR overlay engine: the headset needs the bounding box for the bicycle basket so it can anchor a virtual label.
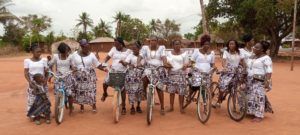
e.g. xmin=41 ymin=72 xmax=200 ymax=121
xmin=107 ymin=72 xmax=126 ymax=87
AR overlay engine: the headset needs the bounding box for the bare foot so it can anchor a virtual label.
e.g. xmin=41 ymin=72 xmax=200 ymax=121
xmin=167 ymin=108 xmax=174 ymax=112
xmin=252 ymin=117 xmax=262 ymax=122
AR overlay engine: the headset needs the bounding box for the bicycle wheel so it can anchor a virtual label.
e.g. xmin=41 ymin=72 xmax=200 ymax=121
xmin=227 ymin=89 xmax=247 ymax=122
xmin=147 ymin=87 xmax=154 ymax=125
xmin=183 ymin=86 xmax=197 ymax=109
xmin=113 ymin=90 xmax=121 ymax=123
xmin=55 ymin=92 xmax=64 ymax=125
xmin=197 ymin=86 xmax=211 ymax=124
xmin=210 ymin=82 xmax=220 ymax=108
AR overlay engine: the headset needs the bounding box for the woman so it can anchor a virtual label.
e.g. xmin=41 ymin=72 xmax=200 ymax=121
xmin=24 ymin=43 xmax=49 ymax=118
xmin=137 ymin=35 xmax=168 ymax=115
xmin=166 ymin=40 xmax=188 ymax=114
xmin=240 ymin=34 xmax=255 ymax=60
xmin=246 ymin=41 xmax=273 ymax=122
xmin=215 ymin=39 xmax=245 ymax=107
xmin=71 ymin=39 xmax=106 ymax=113
xmin=188 ymin=35 xmax=215 ymax=107
xmin=49 ymin=42 xmax=75 ymax=115
xmin=121 ymin=41 xmax=144 ymax=115
xmin=101 ymin=37 xmax=131 ymax=115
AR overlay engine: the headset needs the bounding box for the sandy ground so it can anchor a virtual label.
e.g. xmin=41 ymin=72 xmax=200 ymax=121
xmin=0 ymin=53 xmax=300 ymax=135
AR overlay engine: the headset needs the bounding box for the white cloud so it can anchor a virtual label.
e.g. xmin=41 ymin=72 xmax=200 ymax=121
xmin=1 ymin=0 xmax=206 ymax=37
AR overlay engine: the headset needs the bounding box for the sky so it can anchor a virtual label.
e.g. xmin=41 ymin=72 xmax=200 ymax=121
xmin=1 ymin=0 xmax=208 ymax=37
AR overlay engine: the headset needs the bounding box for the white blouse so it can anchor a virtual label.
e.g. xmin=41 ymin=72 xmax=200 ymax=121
xmin=71 ymin=51 xmax=101 ymax=70
xmin=167 ymin=51 xmax=189 ymax=71
xmin=247 ymin=55 xmax=272 ymax=76
xmin=140 ymin=45 xmax=166 ymax=67
xmin=24 ymin=58 xmax=48 ymax=75
xmin=191 ymin=49 xmax=215 ymax=73
xmin=108 ymin=47 xmax=131 ymax=71
xmin=223 ymin=50 xmax=244 ymax=67
xmin=49 ymin=54 xmax=72 ymax=74
xmin=240 ymin=48 xmax=253 ymax=61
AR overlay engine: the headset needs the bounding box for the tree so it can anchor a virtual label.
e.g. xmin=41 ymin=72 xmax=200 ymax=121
xmin=184 ymin=33 xmax=194 ymax=40
xmin=154 ymin=19 xmax=180 ymax=39
xmin=206 ymin=0 xmax=300 ymax=58
xmin=119 ymin=17 xmax=150 ymax=41
xmin=2 ymin=21 xmax=26 ymax=45
xmin=21 ymin=14 xmax=52 ymax=43
xmin=45 ymin=31 xmax=55 ymax=52
xmin=113 ymin=11 xmax=130 ymax=37
xmin=76 ymin=12 xmax=93 ymax=39
xmin=93 ymin=19 xmax=112 ymax=37
xmin=149 ymin=19 xmax=160 ymax=34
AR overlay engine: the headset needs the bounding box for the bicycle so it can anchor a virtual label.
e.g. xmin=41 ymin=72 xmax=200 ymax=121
xmin=48 ymin=71 xmax=73 ymax=125
xmin=107 ymin=69 xmax=127 ymax=123
xmin=145 ymin=66 xmax=165 ymax=125
xmin=183 ymin=68 xmax=214 ymax=124
xmin=210 ymin=68 xmax=247 ymax=122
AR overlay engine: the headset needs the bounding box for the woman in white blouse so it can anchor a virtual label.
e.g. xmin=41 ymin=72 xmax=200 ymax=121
xmin=215 ymin=39 xmax=246 ymax=108
xmin=71 ymin=39 xmax=106 ymax=113
xmin=137 ymin=35 xmax=168 ymax=115
xmin=240 ymin=34 xmax=255 ymax=61
xmin=49 ymin=42 xmax=75 ymax=115
xmin=246 ymin=41 xmax=273 ymax=122
xmin=189 ymin=35 xmax=215 ymax=87
xmin=166 ymin=40 xmax=189 ymax=114
xmin=24 ymin=44 xmax=48 ymax=112
xmin=101 ymin=37 xmax=131 ymax=115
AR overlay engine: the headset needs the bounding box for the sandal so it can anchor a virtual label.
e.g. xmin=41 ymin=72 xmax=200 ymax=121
xmin=121 ymin=108 xmax=127 ymax=115
xmin=130 ymin=108 xmax=136 ymax=115
xmin=35 ymin=120 xmax=41 ymax=125
xmin=160 ymin=109 xmax=165 ymax=116
xmin=46 ymin=119 xmax=51 ymax=124
xmin=101 ymin=93 xmax=108 ymax=102
xmin=136 ymin=107 xmax=143 ymax=113
xmin=252 ymin=117 xmax=262 ymax=122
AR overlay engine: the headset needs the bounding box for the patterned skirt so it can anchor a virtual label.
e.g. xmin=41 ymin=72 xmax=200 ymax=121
xmin=189 ymin=69 xmax=211 ymax=88
xmin=143 ymin=65 xmax=167 ymax=90
xmin=166 ymin=70 xmax=187 ymax=95
xmin=54 ymin=72 xmax=75 ymax=97
xmin=73 ymin=69 xmax=97 ymax=105
xmin=218 ymin=65 xmax=244 ymax=92
xmin=27 ymin=93 xmax=51 ymax=118
xmin=246 ymin=76 xmax=274 ymax=118
xmin=125 ymin=68 xmax=145 ymax=104
xmin=26 ymin=75 xmax=48 ymax=112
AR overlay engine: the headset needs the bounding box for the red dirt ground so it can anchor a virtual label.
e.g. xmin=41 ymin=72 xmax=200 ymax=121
xmin=0 ymin=53 xmax=299 ymax=135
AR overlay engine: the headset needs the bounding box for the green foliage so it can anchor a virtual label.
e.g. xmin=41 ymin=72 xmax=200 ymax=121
xmin=2 ymin=22 xmax=26 ymax=45
xmin=93 ymin=19 xmax=112 ymax=37
xmin=184 ymin=33 xmax=194 ymax=40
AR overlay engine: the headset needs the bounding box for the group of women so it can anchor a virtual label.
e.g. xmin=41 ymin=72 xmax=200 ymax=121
xmin=24 ymin=34 xmax=273 ymax=125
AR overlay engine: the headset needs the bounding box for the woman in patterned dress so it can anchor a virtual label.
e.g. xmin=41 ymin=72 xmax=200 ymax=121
xmin=24 ymin=43 xmax=49 ymax=118
xmin=165 ymin=40 xmax=189 ymax=114
xmin=120 ymin=41 xmax=145 ymax=114
xmin=246 ymin=41 xmax=273 ymax=122
xmin=71 ymin=39 xmax=106 ymax=113
xmin=214 ymin=39 xmax=246 ymax=108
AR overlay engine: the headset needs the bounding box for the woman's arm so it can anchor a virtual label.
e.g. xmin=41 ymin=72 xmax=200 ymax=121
xmin=24 ymin=68 xmax=30 ymax=83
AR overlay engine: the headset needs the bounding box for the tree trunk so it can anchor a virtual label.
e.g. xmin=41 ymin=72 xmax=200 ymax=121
xmin=270 ymin=38 xmax=281 ymax=58
xmin=200 ymin=0 xmax=209 ymax=35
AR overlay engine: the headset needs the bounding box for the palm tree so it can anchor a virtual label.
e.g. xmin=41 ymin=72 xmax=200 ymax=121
xmin=76 ymin=12 xmax=93 ymax=37
xmin=0 ymin=0 xmax=18 ymax=25
xmin=113 ymin=11 xmax=129 ymax=37
xmin=93 ymin=19 xmax=112 ymax=37
xmin=149 ymin=19 xmax=160 ymax=34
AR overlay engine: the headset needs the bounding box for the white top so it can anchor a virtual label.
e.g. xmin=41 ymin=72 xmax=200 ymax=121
xmin=108 ymin=47 xmax=131 ymax=71
xmin=191 ymin=49 xmax=215 ymax=73
xmin=125 ymin=53 xmax=143 ymax=67
xmin=140 ymin=45 xmax=166 ymax=67
xmin=71 ymin=51 xmax=101 ymax=69
xmin=223 ymin=50 xmax=244 ymax=67
xmin=247 ymin=55 xmax=272 ymax=76
xmin=24 ymin=58 xmax=48 ymax=75
xmin=167 ymin=51 xmax=189 ymax=71
xmin=239 ymin=48 xmax=253 ymax=61
xmin=49 ymin=54 xmax=72 ymax=74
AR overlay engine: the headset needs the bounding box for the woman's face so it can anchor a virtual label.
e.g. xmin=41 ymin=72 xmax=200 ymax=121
xmin=150 ymin=38 xmax=158 ymax=46
xmin=81 ymin=45 xmax=90 ymax=54
xmin=132 ymin=45 xmax=140 ymax=55
xmin=32 ymin=48 xmax=42 ymax=59
xmin=173 ymin=41 xmax=181 ymax=51
xmin=114 ymin=41 xmax=123 ymax=51
xmin=253 ymin=43 xmax=263 ymax=55
xmin=202 ymin=41 xmax=210 ymax=51
xmin=249 ymin=38 xmax=255 ymax=46
xmin=228 ymin=41 xmax=237 ymax=51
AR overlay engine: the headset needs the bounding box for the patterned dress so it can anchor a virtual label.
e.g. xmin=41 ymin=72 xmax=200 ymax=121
xmin=246 ymin=55 xmax=274 ymax=118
